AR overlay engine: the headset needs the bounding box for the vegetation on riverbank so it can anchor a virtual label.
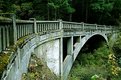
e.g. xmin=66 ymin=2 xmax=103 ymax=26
xmin=68 ymin=33 xmax=121 ymax=80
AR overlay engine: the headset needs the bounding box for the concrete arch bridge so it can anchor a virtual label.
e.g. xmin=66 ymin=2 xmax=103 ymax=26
xmin=0 ymin=15 xmax=118 ymax=80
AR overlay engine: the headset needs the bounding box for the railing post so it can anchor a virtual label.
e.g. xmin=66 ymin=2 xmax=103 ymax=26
xmin=104 ymin=25 xmax=106 ymax=33
xmin=95 ymin=24 xmax=97 ymax=30
xmin=58 ymin=19 xmax=63 ymax=30
xmin=30 ymin=18 xmax=37 ymax=34
xmin=12 ymin=14 xmax=17 ymax=44
xmin=82 ymin=22 xmax=84 ymax=31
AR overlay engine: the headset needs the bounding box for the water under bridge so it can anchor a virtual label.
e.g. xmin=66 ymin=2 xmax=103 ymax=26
xmin=0 ymin=14 xmax=118 ymax=80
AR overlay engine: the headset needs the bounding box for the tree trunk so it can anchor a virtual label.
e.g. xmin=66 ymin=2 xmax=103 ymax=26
xmin=69 ymin=14 xmax=72 ymax=21
xmin=55 ymin=8 xmax=57 ymax=20
xmin=47 ymin=5 xmax=50 ymax=20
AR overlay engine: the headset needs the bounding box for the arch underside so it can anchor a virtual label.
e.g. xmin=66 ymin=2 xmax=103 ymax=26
xmin=73 ymin=33 xmax=108 ymax=61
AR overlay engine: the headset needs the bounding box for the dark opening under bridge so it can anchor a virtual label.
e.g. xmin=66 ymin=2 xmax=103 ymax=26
xmin=0 ymin=14 xmax=118 ymax=80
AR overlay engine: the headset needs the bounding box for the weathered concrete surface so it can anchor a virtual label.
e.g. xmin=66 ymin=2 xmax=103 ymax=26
xmin=35 ymin=39 xmax=60 ymax=75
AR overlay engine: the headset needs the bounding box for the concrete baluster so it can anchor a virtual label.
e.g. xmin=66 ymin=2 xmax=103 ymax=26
xmin=104 ymin=25 xmax=106 ymax=33
xmin=37 ymin=24 xmax=39 ymax=32
xmin=41 ymin=24 xmax=43 ymax=33
xmin=43 ymin=24 xmax=45 ymax=32
xmin=53 ymin=23 xmax=54 ymax=30
xmin=55 ymin=23 xmax=57 ymax=30
xmin=54 ymin=23 xmax=56 ymax=30
xmin=19 ymin=25 xmax=22 ymax=37
xmin=45 ymin=23 xmax=46 ymax=31
xmin=45 ymin=23 xmax=49 ymax=32
xmin=30 ymin=24 xmax=33 ymax=34
xmin=0 ymin=27 xmax=2 ymax=52
xmin=22 ymin=24 xmax=26 ymax=36
xmin=27 ymin=24 xmax=29 ymax=35
xmin=82 ymin=22 xmax=84 ymax=31
xmin=45 ymin=23 xmax=47 ymax=31
xmin=25 ymin=24 xmax=27 ymax=35
xmin=2 ymin=27 xmax=6 ymax=50
xmin=44 ymin=23 xmax=46 ymax=32
xmin=28 ymin=24 xmax=30 ymax=34
xmin=47 ymin=23 xmax=49 ymax=31
xmin=50 ymin=23 xmax=51 ymax=30
xmin=53 ymin=23 xmax=55 ymax=30
xmin=6 ymin=26 xmax=9 ymax=47
xmin=52 ymin=23 xmax=54 ymax=30
xmin=25 ymin=25 xmax=27 ymax=35
xmin=26 ymin=24 xmax=28 ymax=35
xmin=16 ymin=25 xmax=19 ymax=39
xmin=48 ymin=23 xmax=50 ymax=31
xmin=23 ymin=25 xmax=25 ymax=36
xmin=57 ymin=23 xmax=59 ymax=30
xmin=51 ymin=24 xmax=53 ymax=30
xmin=24 ymin=24 xmax=26 ymax=36
xmin=95 ymin=24 xmax=97 ymax=31
xmin=17 ymin=25 xmax=20 ymax=38
xmin=21 ymin=25 xmax=24 ymax=37
xmin=40 ymin=23 xmax=42 ymax=32
xmin=36 ymin=24 xmax=38 ymax=32
xmin=51 ymin=23 xmax=53 ymax=30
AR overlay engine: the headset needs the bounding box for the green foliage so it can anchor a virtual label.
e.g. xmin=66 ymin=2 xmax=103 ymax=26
xmin=68 ymin=43 xmax=109 ymax=80
xmin=91 ymin=2 xmax=113 ymax=12
xmin=69 ymin=37 xmax=121 ymax=80
xmin=0 ymin=0 xmax=75 ymax=20
xmin=89 ymin=0 xmax=121 ymax=25
xmin=112 ymin=33 xmax=121 ymax=67
xmin=47 ymin=0 xmax=75 ymax=20
xmin=1 ymin=0 xmax=121 ymax=25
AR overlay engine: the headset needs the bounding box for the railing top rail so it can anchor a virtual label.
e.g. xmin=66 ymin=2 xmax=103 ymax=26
xmin=62 ymin=21 xmax=83 ymax=25
xmin=36 ymin=20 xmax=59 ymax=23
xmin=16 ymin=20 xmax=34 ymax=23
xmin=84 ymin=23 xmax=96 ymax=26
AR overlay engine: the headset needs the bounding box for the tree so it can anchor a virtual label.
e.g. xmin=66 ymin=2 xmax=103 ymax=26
xmin=90 ymin=0 xmax=114 ymax=24
xmin=48 ymin=0 xmax=75 ymax=20
xmin=111 ymin=0 xmax=121 ymax=25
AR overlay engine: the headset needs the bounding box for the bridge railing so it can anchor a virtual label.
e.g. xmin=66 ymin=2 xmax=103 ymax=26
xmin=62 ymin=21 xmax=83 ymax=31
xmin=36 ymin=21 xmax=60 ymax=34
xmin=16 ymin=20 xmax=34 ymax=39
xmin=0 ymin=15 xmax=115 ymax=53
xmin=0 ymin=14 xmax=14 ymax=52
xmin=62 ymin=21 xmax=113 ymax=33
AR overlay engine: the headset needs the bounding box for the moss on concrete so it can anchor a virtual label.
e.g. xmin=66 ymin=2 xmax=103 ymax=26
xmin=0 ymin=34 xmax=35 ymax=78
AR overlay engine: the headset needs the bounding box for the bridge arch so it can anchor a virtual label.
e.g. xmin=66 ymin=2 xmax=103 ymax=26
xmin=73 ymin=33 xmax=108 ymax=61
xmin=80 ymin=33 xmax=108 ymax=52
xmin=63 ymin=33 xmax=108 ymax=80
